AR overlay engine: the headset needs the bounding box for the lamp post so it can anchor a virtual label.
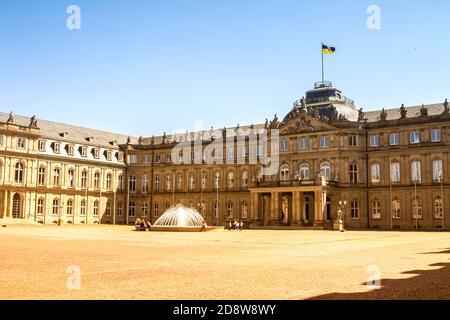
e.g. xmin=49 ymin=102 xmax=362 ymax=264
xmin=336 ymin=200 xmax=347 ymax=232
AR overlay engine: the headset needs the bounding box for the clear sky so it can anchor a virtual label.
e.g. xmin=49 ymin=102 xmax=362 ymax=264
xmin=0 ymin=0 xmax=449 ymax=137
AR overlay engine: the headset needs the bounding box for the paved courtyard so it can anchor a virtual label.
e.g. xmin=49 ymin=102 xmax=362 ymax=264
xmin=0 ymin=225 xmax=449 ymax=300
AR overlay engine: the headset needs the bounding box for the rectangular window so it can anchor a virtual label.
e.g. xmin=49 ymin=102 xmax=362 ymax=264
xmin=390 ymin=133 xmax=400 ymax=146
xmin=431 ymin=129 xmax=441 ymax=142
xmin=350 ymin=164 xmax=358 ymax=184
xmin=409 ymin=131 xmax=420 ymax=144
xmin=54 ymin=143 xmax=61 ymax=154
xmin=370 ymin=135 xmax=380 ymax=147
xmin=155 ymin=154 xmax=161 ymax=163
xmin=351 ymin=201 xmax=359 ymax=219
xmin=257 ymin=145 xmax=264 ymax=157
xmin=93 ymin=148 xmax=100 ymax=159
xmin=227 ymin=147 xmax=234 ymax=160
xmin=143 ymin=155 xmax=150 ymax=164
xmin=320 ymin=136 xmax=329 ymax=148
xmin=154 ymin=203 xmax=159 ymax=217
xmin=68 ymin=145 xmax=75 ymax=156
xmin=0 ymin=135 xmax=4 ymax=146
xmin=239 ymin=146 xmax=248 ymax=158
xmin=81 ymin=147 xmax=88 ymax=157
xmin=106 ymin=150 xmax=112 ymax=161
xmin=166 ymin=154 xmax=172 ymax=163
xmin=17 ymin=137 xmax=25 ymax=149
xmin=280 ymin=140 xmax=289 ymax=151
xmin=130 ymin=153 xmax=137 ymax=164
xmin=299 ymin=138 xmax=309 ymax=150
xmin=38 ymin=140 xmax=46 ymax=152
xmin=348 ymin=135 xmax=358 ymax=147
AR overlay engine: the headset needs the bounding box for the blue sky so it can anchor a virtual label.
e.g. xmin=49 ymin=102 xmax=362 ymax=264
xmin=0 ymin=0 xmax=449 ymax=137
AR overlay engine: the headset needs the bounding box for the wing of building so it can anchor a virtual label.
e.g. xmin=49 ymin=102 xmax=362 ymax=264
xmin=1 ymin=82 xmax=449 ymax=230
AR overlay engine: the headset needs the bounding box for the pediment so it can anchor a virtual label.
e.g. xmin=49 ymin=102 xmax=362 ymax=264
xmin=279 ymin=113 xmax=337 ymax=135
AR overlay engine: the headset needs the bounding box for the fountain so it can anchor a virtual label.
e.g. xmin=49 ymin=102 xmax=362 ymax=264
xmin=151 ymin=204 xmax=216 ymax=232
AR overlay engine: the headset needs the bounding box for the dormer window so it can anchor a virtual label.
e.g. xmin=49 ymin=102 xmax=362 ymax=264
xmin=109 ymin=140 xmax=118 ymax=147
xmin=106 ymin=150 xmax=112 ymax=161
xmin=53 ymin=143 xmax=61 ymax=154
xmin=86 ymin=137 xmax=95 ymax=142
xmin=59 ymin=132 xmax=69 ymax=138
xmin=118 ymin=152 xmax=124 ymax=162
xmin=67 ymin=144 xmax=75 ymax=156
xmin=93 ymin=148 xmax=100 ymax=159
xmin=38 ymin=140 xmax=46 ymax=152
xmin=81 ymin=146 xmax=88 ymax=157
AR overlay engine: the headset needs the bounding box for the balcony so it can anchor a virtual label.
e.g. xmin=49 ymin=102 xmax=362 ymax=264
xmin=254 ymin=179 xmax=337 ymax=188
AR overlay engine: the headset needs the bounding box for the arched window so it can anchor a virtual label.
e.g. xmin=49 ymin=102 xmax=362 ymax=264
xmin=201 ymin=172 xmax=207 ymax=190
xmin=351 ymin=200 xmax=359 ymax=219
xmin=227 ymin=201 xmax=234 ymax=218
xmin=129 ymin=201 xmax=135 ymax=217
xmin=411 ymin=160 xmax=422 ymax=183
xmin=433 ymin=159 xmax=443 ymax=183
xmin=392 ymin=199 xmax=401 ymax=219
xmin=106 ymin=173 xmax=112 ymax=190
xmin=165 ymin=175 xmax=171 ymax=191
xmin=165 ymin=201 xmax=171 ymax=210
xmin=280 ymin=164 xmax=289 ymax=181
xmin=372 ymin=200 xmax=381 ymax=219
xmin=242 ymin=171 xmax=249 ymax=188
xmin=142 ymin=203 xmax=148 ymax=217
xmin=241 ymin=202 xmax=248 ymax=219
xmin=320 ymin=162 xmax=331 ymax=180
xmin=52 ymin=198 xmax=59 ymax=215
xmin=80 ymin=199 xmax=86 ymax=216
xmin=390 ymin=161 xmax=401 ymax=183
xmin=299 ymin=164 xmax=310 ymax=180
xmin=117 ymin=201 xmax=123 ymax=217
xmin=153 ymin=203 xmax=159 ymax=217
xmin=53 ymin=168 xmax=61 ymax=187
xmin=15 ymin=162 xmax=24 ymax=184
xmin=412 ymin=198 xmax=422 ymax=219
xmin=129 ymin=174 xmax=136 ymax=192
xmin=154 ymin=176 xmax=160 ymax=192
xmin=434 ymin=197 xmax=444 ymax=219
xmin=38 ymin=167 xmax=46 ymax=186
xmin=176 ymin=175 xmax=183 ymax=191
xmin=81 ymin=170 xmax=88 ymax=189
xmin=68 ymin=169 xmax=75 ymax=188
xmin=94 ymin=172 xmax=100 ymax=189
xmin=37 ymin=198 xmax=44 ymax=215
xmin=105 ymin=200 xmax=111 ymax=216
xmin=227 ymin=171 xmax=234 ymax=188
xmin=214 ymin=172 xmax=220 ymax=189
xmin=66 ymin=199 xmax=73 ymax=216
xmin=118 ymin=175 xmax=123 ymax=191
xmin=371 ymin=163 xmax=381 ymax=184
xmin=213 ymin=201 xmax=219 ymax=219
xmin=142 ymin=174 xmax=148 ymax=193
xmin=93 ymin=200 xmax=99 ymax=216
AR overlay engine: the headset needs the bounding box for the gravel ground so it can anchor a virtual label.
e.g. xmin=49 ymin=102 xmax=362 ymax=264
xmin=0 ymin=225 xmax=449 ymax=300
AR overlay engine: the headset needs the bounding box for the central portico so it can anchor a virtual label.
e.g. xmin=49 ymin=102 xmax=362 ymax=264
xmin=250 ymin=180 xmax=336 ymax=229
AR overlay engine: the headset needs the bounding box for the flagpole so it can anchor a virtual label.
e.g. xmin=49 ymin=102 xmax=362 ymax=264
xmin=321 ymin=43 xmax=324 ymax=84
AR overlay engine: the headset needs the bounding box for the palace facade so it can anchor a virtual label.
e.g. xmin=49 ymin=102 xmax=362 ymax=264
xmin=1 ymin=82 xmax=449 ymax=230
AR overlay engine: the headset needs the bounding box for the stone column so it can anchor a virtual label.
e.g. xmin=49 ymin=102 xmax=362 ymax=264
xmin=314 ymin=190 xmax=325 ymax=227
xmin=271 ymin=192 xmax=279 ymax=224
xmin=292 ymin=191 xmax=302 ymax=225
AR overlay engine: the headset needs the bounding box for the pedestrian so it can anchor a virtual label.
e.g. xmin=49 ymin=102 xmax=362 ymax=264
xmin=228 ymin=221 xmax=232 ymax=231
xmin=202 ymin=221 xmax=207 ymax=232
xmin=239 ymin=220 xmax=244 ymax=231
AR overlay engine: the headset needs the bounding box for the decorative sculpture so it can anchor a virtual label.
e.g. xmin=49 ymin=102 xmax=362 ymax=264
xmin=420 ymin=104 xmax=428 ymax=117
xmin=379 ymin=108 xmax=387 ymax=122
xmin=400 ymin=104 xmax=407 ymax=119
xmin=7 ymin=111 xmax=14 ymax=124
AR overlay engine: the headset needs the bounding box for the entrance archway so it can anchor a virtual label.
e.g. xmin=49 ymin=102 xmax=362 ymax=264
xmin=303 ymin=193 xmax=314 ymax=225
xmin=12 ymin=193 xmax=22 ymax=219
xmin=326 ymin=197 xmax=331 ymax=221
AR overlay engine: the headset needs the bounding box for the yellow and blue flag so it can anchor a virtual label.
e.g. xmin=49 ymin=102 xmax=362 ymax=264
xmin=322 ymin=44 xmax=336 ymax=55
